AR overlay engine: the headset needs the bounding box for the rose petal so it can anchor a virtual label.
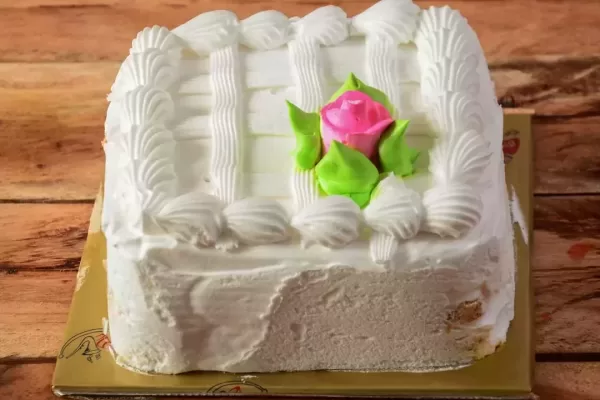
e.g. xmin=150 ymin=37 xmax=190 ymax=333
xmin=345 ymin=132 xmax=384 ymax=158
xmin=321 ymin=116 xmax=344 ymax=152
xmin=337 ymin=90 xmax=373 ymax=103
xmin=320 ymin=89 xmax=394 ymax=157
xmin=322 ymin=97 xmax=372 ymax=133
xmin=365 ymin=118 xmax=394 ymax=135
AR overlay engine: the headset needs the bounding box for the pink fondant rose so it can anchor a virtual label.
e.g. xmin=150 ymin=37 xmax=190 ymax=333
xmin=320 ymin=90 xmax=394 ymax=158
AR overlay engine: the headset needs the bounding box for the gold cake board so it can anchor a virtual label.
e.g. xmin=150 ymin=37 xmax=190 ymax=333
xmin=52 ymin=110 xmax=535 ymax=399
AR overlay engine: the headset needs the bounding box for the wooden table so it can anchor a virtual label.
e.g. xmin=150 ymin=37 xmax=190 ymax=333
xmin=1 ymin=0 xmax=599 ymax=399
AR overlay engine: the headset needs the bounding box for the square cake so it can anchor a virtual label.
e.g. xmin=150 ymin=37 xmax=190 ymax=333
xmin=102 ymin=0 xmax=515 ymax=374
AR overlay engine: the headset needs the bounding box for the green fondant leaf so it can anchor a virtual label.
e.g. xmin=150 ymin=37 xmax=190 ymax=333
xmin=378 ymin=119 xmax=420 ymax=177
xmin=329 ymin=73 xmax=395 ymax=116
xmin=329 ymin=73 xmax=360 ymax=101
xmin=408 ymin=146 xmax=420 ymax=163
xmin=349 ymin=192 xmax=372 ymax=208
xmin=286 ymin=100 xmax=321 ymax=170
xmin=315 ymin=140 xmax=380 ymax=208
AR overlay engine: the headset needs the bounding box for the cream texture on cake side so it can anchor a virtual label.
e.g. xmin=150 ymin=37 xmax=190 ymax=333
xmin=102 ymin=0 xmax=515 ymax=374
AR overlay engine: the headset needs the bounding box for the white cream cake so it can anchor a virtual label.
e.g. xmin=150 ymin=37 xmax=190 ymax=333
xmin=102 ymin=0 xmax=515 ymax=374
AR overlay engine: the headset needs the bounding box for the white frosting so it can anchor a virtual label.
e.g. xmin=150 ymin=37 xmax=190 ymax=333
xmin=208 ymin=44 xmax=242 ymax=204
xmin=353 ymin=0 xmax=420 ymax=43
xmin=428 ymin=92 xmax=484 ymax=135
xmin=156 ymin=192 xmax=223 ymax=246
xmin=421 ymin=56 xmax=480 ymax=101
xmin=510 ymin=185 xmax=529 ymax=245
xmin=223 ymin=197 xmax=289 ymax=245
xmin=365 ymin=177 xmax=423 ymax=264
xmin=240 ymin=11 xmax=290 ymax=50
xmin=103 ymin=0 xmax=515 ymax=374
xmin=287 ymin=7 xmax=348 ymax=212
xmin=109 ymin=50 xmax=178 ymax=102
xmin=131 ymin=26 xmax=181 ymax=55
xmin=364 ymin=176 xmax=423 ymax=240
xmin=351 ymin=0 xmax=420 ymax=261
xmin=368 ymin=233 xmax=399 ymax=265
xmin=416 ymin=6 xmax=492 ymax=239
xmin=429 ymin=128 xmax=490 ymax=185
xmin=107 ymin=233 xmax=514 ymax=373
xmin=291 ymin=6 xmax=348 ymax=46
xmin=422 ymin=184 xmax=483 ymax=238
xmin=288 ymin=37 xmax=323 ymax=211
xmin=414 ymin=5 xmax=466 ymax=37
xmin=172 ymin=11 xmax=239 ymax=54
xmin=122 ymin=86 xmax=174 ymax=130
xmin=291 ymin=196 xmax=361 ymax=248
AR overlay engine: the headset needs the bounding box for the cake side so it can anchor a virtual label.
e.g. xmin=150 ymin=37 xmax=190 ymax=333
xmin=102 ymin=0 xmax=515 ymax=374
xmin=107 ymin=232 xmax=513 ymax=373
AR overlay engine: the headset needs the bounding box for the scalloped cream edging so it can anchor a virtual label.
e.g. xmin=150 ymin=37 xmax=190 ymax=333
xmin=103 ymin=0 xmax=495 ymax=265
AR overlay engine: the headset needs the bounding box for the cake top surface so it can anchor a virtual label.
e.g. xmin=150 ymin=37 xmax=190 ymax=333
xmin=102 ymin=0 xmax=504 ymax=267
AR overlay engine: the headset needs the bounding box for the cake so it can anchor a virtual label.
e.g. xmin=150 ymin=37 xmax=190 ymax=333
xmin=102 ymin=0 xmax=515 ymax=374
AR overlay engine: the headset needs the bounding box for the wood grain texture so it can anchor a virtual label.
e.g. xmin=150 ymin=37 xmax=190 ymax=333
xmin=2 ymin=195 xmax=600 ymax=357
xmin=535 ymin=196 xmax=600 ymax=271
xmin=1 ymin=361 xmax=599 ymax=400
xmin=534 ymin=117 xmax=600 ymax=194
xmin=0 ymin=363 xmax=57 ymax=400
xmin=536 ymin=267 xmax=600 ymax=354
xmin=534 ymin=196 xmax=600 ymax=353
xmin=0 ymin=0 xmax=599 ymax=62
xmin=0 ymin=63 xmax=110 ymax=201
xmin=0 ymin=271 xmax=75 ymax=360
xmin=0 ymin=204 xmax=92 ymax=271
xmin=534 ymin=362 xmax=600 ymax=400
xmin=2 ymin=62 xmax=599 ymax=200
xmin=493 ymin=57 xmax=600 ymax=118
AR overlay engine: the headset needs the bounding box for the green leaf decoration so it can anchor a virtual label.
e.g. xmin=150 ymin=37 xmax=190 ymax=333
xmin=378 ymin=119 xmax=420 ymax=177
xmin=329 ymin=73 xmax=395 ymax=116
xmin=315 ymin=140 xmax=380 ymax=208
xmin=348 ymin=192 xmax=372 ymax=208
xmin=286 ymin=100 xmax=322 ymax=170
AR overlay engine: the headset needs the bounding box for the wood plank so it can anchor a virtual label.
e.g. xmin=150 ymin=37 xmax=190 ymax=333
xmin=0 ymin=0 xmax=116 ymax=6
xmin=493 ymin=57 xmax=600 ymax=118
xmin=0 ymin=1 xmax=600 ymax=62
xmin=2 ymin=60 xmax=600 ymax=199
xmin=534 ymin=362 xmax=600 ymax=400
xmin=0 ymin=204 xmax=92 ymax=271
xmin=0 ymin=63 xmax=112 ymax=201
xmin=534 ymin=117 xmax=600 ymax=194
xmin=2 ymin=195 xmax=600 ymax=357
xmin=1 ymin=361 xmax=599 ymax=399
xmin=535 ymin=266 xmax=600 ymax=354
xmin=0 ymin=363 xmax=57 ymax=400
xmin=0 ymin=271 xmax=76 ymax=360
xmin=535 ymin=196 xmax=600 ymax=271
xmin=534 ymin=196 xmax=600 ymax=354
